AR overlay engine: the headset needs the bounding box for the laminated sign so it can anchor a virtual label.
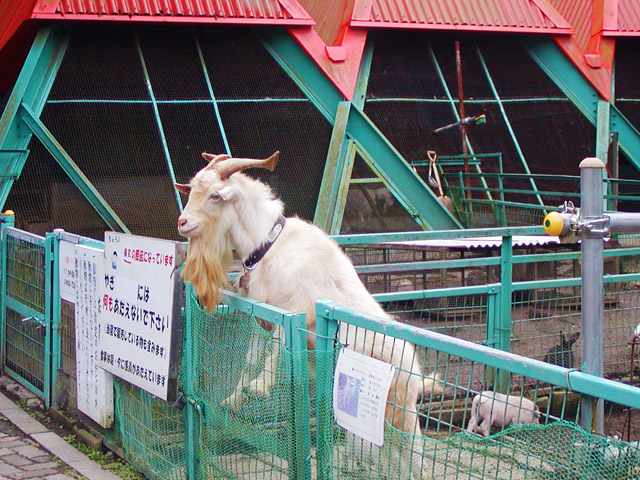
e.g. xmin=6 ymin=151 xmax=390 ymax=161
xmin=333 ymin=348 xmax=395 ymax=446
xmin=74 ymin=244 xmax=114 ymax=428
xmin=99 ymin=232 xmax=186 ymax=400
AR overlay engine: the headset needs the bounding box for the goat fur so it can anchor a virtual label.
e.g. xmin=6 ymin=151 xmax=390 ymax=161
xmin=177 ymin=152 xmax=441 ymax=477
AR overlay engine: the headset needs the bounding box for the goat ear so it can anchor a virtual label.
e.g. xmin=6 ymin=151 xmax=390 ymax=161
xmin=218 ymin=185 xmax=235 ymax=201
xmin=175 ymin=183 xmax=191 ymax=194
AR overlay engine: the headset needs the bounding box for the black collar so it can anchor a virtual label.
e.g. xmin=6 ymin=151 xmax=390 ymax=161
xmin=242 ymin=215 xmax=286 ymax=271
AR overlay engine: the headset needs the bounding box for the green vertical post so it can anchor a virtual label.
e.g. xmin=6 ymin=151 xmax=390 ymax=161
xmin=315 ymin=37 xmax=374 ymax=233
xmin=183 ymin=285 xmax=199 ymax=480
xmin=596 ymin=100 xmax=612 ymax=210
xmin=43 ymin=232 xmax=56 ymax=408
xmin=314 ymin=301 xmax=340 ymax=480
xmin=47 ymin=232 xmax=62 ymax=408
xmin=0 ymin=211 xmax=15 ymax=370
xmin=314 ymin=101 xmax=352 ymax=232
xmin=483 ymin=285 xmax=499 ymax=388
xmin=497 ymin=235 xmax=513 ymax=391
xmin=285 ymin=311 xmax=311 ymax=480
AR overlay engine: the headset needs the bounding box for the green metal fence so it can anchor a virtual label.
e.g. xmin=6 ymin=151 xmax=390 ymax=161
xmin=4 ymin=220 xmax=640 ymax=478
xmin=0 ymin=226 xmax=53 ymax=403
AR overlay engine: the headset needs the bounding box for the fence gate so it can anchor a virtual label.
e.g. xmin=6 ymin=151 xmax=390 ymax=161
xmin=0 ymin=227 xmax=54 ymax=405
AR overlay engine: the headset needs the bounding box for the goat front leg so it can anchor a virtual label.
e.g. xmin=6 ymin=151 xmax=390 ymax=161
xmin=222 ymin=324 xmax=283 ymax=408
xmin=245 ymin=324 xmax=283 ymax=397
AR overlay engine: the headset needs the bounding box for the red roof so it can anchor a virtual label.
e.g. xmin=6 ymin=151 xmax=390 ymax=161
xmin=0 ymin=0 xmax=637 ymax=102
xmin=351 ymin=0 xmax=573 ymax=34
xmin=32 ymin=0 xmax=314 ymax=24
xmin=611 ymin=0 xmax=640 ymax=35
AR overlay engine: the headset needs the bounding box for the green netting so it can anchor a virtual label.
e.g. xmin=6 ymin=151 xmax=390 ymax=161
xmin=321 ymin=417 xmax=640 ymax=479
xmin=110 ymin=293 xmax=640 ymax=480
xmin=189 ymin=299 xmax=310 ymax=479
xmin=113 ymin=380 xmax=187 ymax=480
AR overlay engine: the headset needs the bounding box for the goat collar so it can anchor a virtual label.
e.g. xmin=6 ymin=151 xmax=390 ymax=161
xmin=242 ymin=215 xmax=286 ymax=271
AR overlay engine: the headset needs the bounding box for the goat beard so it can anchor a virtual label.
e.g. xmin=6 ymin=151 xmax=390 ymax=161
xmin=182 ymin=237 xmax=232 ymax=312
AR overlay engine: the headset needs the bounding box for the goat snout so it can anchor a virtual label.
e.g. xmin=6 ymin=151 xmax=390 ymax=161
xmin=177 ymin=215 xmax=197 ymax=237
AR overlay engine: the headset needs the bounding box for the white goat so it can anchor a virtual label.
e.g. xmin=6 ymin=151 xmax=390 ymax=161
xmin=176 ymin=152 xmax=440 ymax=478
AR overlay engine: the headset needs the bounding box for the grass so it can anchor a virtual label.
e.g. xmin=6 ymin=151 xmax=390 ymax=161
xmin=62 ymin=434 xmax=146 ymax=480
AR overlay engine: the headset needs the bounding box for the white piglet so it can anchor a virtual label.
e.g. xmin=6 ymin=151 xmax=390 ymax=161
xmin=466 ymin=391 xmax=540 ymax=437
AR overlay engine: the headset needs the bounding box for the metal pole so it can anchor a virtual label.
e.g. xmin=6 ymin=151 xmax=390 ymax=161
xmin=579 ymin=157 xmax=605 ymax=434
xmin=455 ymin=41 xmax=470 ymax=198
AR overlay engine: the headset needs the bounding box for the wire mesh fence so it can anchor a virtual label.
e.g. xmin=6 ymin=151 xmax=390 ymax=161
xmin=2 ymin=229 xmax=49 ymax=396
xmin=4 ymin=223 xmax=640 ymax=479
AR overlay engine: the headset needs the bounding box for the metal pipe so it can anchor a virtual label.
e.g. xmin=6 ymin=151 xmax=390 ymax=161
xmin=544 ymin=210 xmax=640 ymax=236
xmin=580 ymin=157 xmax=605 ymax=434
xmin=455 ymin=41 xmax=470 ymax=196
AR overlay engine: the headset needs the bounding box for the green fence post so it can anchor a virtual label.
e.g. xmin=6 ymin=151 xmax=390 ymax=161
xmin=47 ymin=231 xmax=61 ymax=409
xmin=183 ymin=285 xmax=200 ymax=480
xmin=495 ymin=235 xmax=513 ymax=391
xmin=484 ymin=285 xmax=499 ymax=388
xmin=40 ymin=232 xmax=57 ymax=408
xmin=285 ymin=311 xmax=311 ymax=480
xmin=314 ymin=301 xmax=339 ymax=480
xmin=0 ymin=211 xmax=15 ymax=369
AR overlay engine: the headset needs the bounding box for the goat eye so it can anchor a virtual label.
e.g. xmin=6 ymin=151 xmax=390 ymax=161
xmin=210 ymin=192 xmax=221 ymax=201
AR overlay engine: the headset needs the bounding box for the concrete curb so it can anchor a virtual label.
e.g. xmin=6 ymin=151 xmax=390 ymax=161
xmin=0 ymin=392 xmax=121 ymax=480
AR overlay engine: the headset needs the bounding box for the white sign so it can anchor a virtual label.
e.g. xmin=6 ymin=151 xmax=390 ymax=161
xmin=59 ymin=240 xmax=77 ymax=302
xmin=74 ymin=244 xmax=114 ymax=428
xmin=99 ymin=232 xmax=186 ymax=400
xmin=333 ymin=348 xmax=395 ymax=446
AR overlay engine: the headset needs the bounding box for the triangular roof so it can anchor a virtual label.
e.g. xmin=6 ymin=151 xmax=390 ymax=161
xmin=1 ymin=0 xmax=638 ymax=102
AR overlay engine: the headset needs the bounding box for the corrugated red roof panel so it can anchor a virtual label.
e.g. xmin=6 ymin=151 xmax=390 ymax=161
xmin=547 ymin=0 xmax=592 ymax=46
xmin=612 ymin=0 xmax=640 ymax=35
xmin=351 ymin=0 xmax=573 ymax=34
xmin=31 ymin=0 xmax=314 ymax=24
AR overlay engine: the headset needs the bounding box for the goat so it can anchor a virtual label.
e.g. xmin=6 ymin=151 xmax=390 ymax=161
xmin=466 ymin=391 xmax=540 ymax=437
xmin=176 ymin=152 xmax=441 ymax=479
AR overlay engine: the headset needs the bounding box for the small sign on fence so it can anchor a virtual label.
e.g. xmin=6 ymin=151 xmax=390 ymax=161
xmin=333 ymin=348 xmax=395 ymax=446
xmin=99 ymin=232 xmax=186 ymax=400
xmin=59 ymin=239 xmax=77 ymax=303
xmin=74 ymin=244 xmax=114 ymax=428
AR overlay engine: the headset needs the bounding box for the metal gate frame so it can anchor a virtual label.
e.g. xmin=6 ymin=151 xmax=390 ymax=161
xmin=0 ymin=218 xmax=55 ymax=406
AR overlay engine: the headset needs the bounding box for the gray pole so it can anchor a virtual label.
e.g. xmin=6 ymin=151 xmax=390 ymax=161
xmin=579 ymin=157 xmax=605 ymax=434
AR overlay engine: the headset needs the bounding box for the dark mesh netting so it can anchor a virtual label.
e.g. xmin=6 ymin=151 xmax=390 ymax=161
xmin=615 ymin=39 xmax=640 ymax=129
xmin=341 ymin=155 xmax=421 ymax=234
xmin=218 ymin=101 xmax=330 ymax=219
xmin=363 ymin=31 xmax=611 ymax=226
xmin=5 ymin=23 xmax=330 ymax=240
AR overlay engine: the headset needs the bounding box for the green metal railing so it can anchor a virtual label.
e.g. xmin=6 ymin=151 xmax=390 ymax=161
xmin=4 ymin=218 xmax=640 ymax=478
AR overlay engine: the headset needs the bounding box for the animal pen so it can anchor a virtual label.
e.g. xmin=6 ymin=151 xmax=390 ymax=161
xmin=4 ymin=209 xmax=640 ymax=480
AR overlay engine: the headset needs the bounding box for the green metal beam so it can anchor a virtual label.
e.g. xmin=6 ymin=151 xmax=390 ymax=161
xmin=314 ymin=101 xmax=352 ymax=231
xmin=346 ymin=107 xmax=462 ymax=229
xmin=19 ymin=103 xmax=129 ymax=233
xmin=260 ymin=29 xmax=461 ymax=230
xmin=523 ymin=37 xmax=640 ymax=172
xmin=0 ymin=26 xmax=70 ymax=210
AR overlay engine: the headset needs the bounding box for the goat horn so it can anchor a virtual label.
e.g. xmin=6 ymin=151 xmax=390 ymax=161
xmin=202 ymin=152 xmax=231 ymax=169
xmin=216 ymin=151 xmax=280 ymax=179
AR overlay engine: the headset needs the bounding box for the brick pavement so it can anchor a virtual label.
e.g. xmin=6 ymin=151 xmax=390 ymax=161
xmin=0 ymin=392 xmax=122 ymax=480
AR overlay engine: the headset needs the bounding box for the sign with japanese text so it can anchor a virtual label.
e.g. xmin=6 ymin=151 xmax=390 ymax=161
xmin=59 ymin=239 xmax=77 ymax=302
xmin=332 ymin=348 xmax=395 ymax=446
xmin=99 ymin=232 xmax=187 ymax=400
xmin=74 ymin=243 xmax=114 ymax=428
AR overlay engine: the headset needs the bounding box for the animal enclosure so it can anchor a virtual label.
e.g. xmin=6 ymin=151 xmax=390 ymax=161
xmin=4 ymin=221 xmax=640 ymax=479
